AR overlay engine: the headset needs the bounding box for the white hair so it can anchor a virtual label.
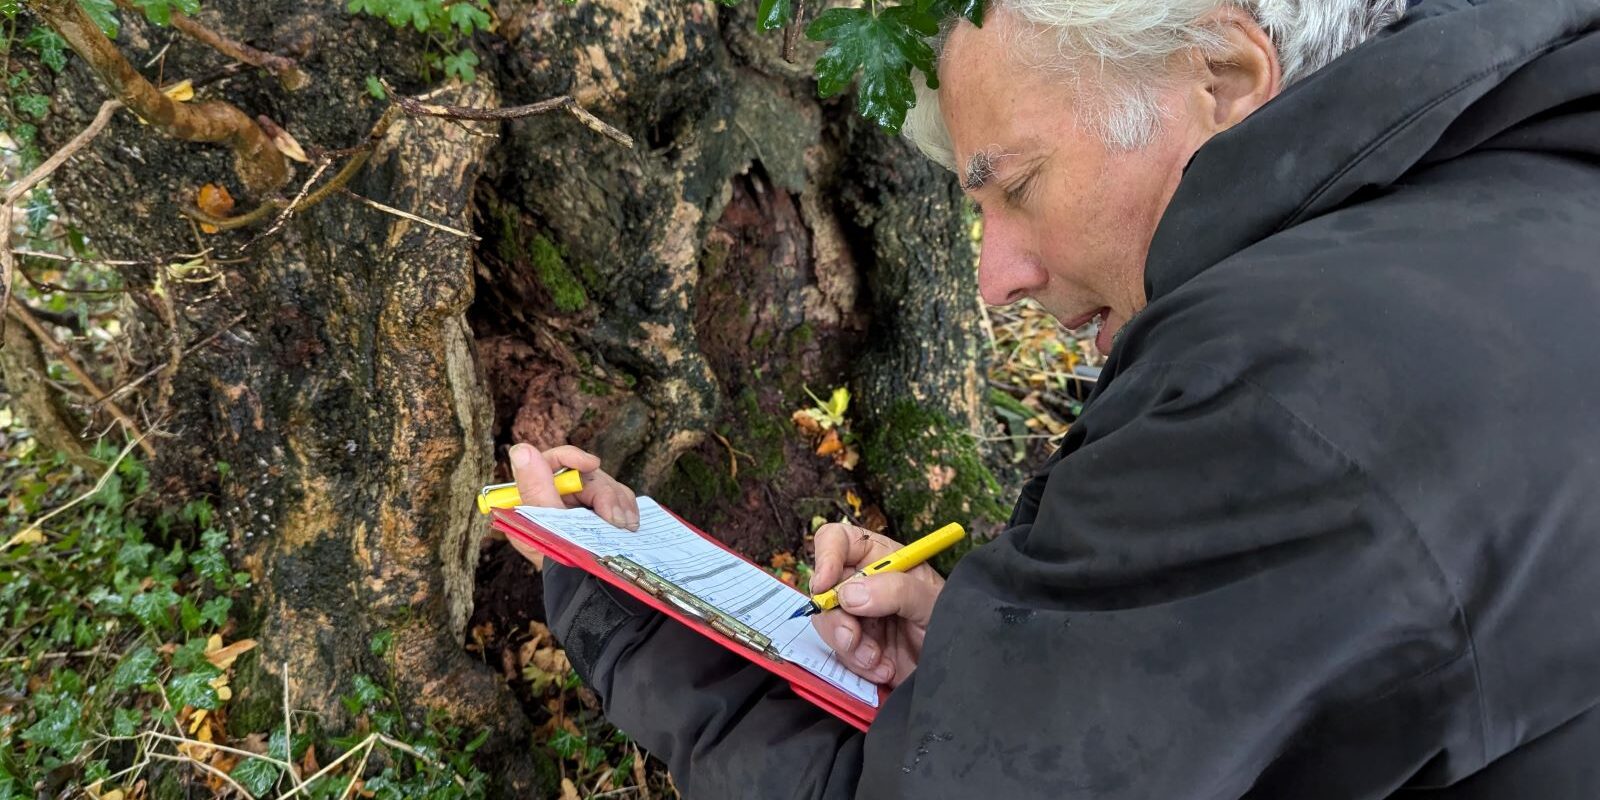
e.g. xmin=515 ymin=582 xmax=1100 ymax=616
xmin=905 ymin=0 xmax=1407 ymax=166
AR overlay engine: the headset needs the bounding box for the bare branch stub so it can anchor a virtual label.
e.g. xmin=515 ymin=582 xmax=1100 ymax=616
xmin=31 ymin=0 xmax=289 ymax=194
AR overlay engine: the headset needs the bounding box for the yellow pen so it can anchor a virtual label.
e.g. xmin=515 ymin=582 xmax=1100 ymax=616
xmin=789 ymin=522 xmax=966 ymax=618
xmin=475 ymin=468 xmax=584 ymax=514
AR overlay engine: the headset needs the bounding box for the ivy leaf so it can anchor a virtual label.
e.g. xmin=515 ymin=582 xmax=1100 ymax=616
xmin=179 ymin=597 xmax=203 ymax=633
xmin=110 ymin=645 xmax=159 ymax=689
xmin=1 ymin=0 xmax=17 ymax=18
xmin=20 ymin=696 xmax=84 ymax=756
xmin=365 ymin=75 xmax=387 ymax=99
xmin=756 ymin=0 xmax=792 ymax=32
xmin=135 ymin=0 xmax=172 ymax=26
xmin=129 ymin=583 xmax=180 ymax=631
xmin=22 ymin=28 xmax=68 ymax=73
xmin=112 ymin=707 xmax=143 ymax=737
xmin=230 ymin=757 xmax=281 ymax=797
xmin=167 ymin=666 xmax=223 ymax=710
xmin=806 ymin=6 xmax=939 ymax=132
xmin=79 ymin=0 xmax=121 ymax=38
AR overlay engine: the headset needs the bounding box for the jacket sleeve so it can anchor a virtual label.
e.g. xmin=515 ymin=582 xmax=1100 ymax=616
xmin=855 ymin=360 xmax=1482 ymax=798
xmin=543 ymin=562 xmax=865 ymax=799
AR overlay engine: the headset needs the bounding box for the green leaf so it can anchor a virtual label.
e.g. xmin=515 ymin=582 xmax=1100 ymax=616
xmin=22 ymin=28 xmax=68 ymax=73
xmin=136 ymin=0 xmax=172 ymax=26
xmin=806 ymin=6 xmax=939 ymax=132
xmin=756 ymin=0 xmax=792 ymax=31
xmin=231 ymin=757 xmax=282 ymax=797
xmin=1 ymin=0 xmax=18 ymax=18
xmin=200 ymin=595 xmax=232 ymax=627
xmin=369 ymin=629 xmax=393 ymax=657
xmin=79 ymin=0 xmax=121 ymax=38
xmin=20 ymin=696 xmax=84 ymax=756
xmin=14 ymin=93 xmax=50 ymax=121
xmin=447 ymin=1 xmax=489 ymax=34
xmin=442 ymin=48 xmax=479 ymax=83
xmin=365 ymin=75 xmax=387 ymax=100
xmin=167 ymin=667 xmax=223 ymax=710
xmin=172 ymin=0 xmax=201 ymax=14
xmin=179 ymin=597 xmax=203 ymax=633
xmin=112 ymin=707 xmax=144 ymax=737
xmin=129 ymin=584 xmax=180 ymax=631
xmin=110 ymin=645 xmax=159 ymax=689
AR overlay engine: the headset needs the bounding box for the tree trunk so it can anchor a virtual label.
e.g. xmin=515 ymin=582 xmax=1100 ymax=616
xmin=25 ymin=0 xmax=1000 ymax=791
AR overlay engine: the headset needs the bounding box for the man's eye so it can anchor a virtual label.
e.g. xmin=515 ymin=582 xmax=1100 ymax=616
xmin=1004 ymin=177 xmax=1033 ymax=206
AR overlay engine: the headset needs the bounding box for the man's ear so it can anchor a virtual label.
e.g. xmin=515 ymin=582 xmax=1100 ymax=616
xmin=1197 ymin=6 xmax=1281 ymax=133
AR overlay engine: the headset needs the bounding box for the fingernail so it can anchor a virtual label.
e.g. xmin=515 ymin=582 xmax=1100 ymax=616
xmin=835 ymin=628 xmax=856 ymax=652
xmin=628 ymin=509 xmax=639 ymax=530
xmin=873 ymin=664 xmax=894 ymax=683
xmin=840 ymin=583 xmax=868 ymax=608
xmin=510 ymin=444 xmax=534 ymax=468
xmin=857 ymin=641 xmax=878 ymax=667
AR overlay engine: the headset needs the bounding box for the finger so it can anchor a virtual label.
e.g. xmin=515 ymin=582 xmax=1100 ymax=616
xmin=813 ymin=608 xmax=862 ymax=661
xmin=810 ymin=523 xmax=896 ymax=593
xmin=836 ymin=572 xmax=941 ymax=626
xmin=851 ymin=616 xmax=885 ymax=672
xmin=511 ymin=443 xmax=563 ymax=508
xmin=539 ymin=445 xmax=602 ymax=473
xmin=586 ymin=482 xmax=637 ymax=530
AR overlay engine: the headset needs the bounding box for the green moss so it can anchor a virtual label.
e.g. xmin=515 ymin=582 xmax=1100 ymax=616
xmin=529 ymin=235 xmax=588 ymax=313
xmin=732 ymin=388 xmax=789 ymax=479
xmin=750 ymin=329 xmax=774 ymax=351
xmin=577 ymin=376 xmax=611 ymax=397
xmin=657 ymin=452 xmax=741 ymax=518
xmin=864 ymin=400 xmax=1006 ymax=572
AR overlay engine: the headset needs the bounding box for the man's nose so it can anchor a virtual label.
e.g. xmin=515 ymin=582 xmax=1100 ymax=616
xmin=976 ymin=222 xmax=1047 ymax=306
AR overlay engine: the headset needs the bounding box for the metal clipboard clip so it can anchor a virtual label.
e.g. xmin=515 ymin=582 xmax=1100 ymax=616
xmin=598 ymin=555 xmax=784 ymax=663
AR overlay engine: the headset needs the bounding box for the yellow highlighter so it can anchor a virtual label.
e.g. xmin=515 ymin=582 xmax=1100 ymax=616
xmin=476 ymin=468 xmax=584 ymax=514
xmin=789 ymin=522 xmax=966 ymax=618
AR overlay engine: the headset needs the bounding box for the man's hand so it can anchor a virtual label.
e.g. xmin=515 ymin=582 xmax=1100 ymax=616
xmin=505 ymin=442 xmax=640 ymax=566
xmin=809 ymin=522 xmax=945 ymax=687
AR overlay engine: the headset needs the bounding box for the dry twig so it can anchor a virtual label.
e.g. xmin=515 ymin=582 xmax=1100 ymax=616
xmin=4 ymin=301 xmax=153 ymax=456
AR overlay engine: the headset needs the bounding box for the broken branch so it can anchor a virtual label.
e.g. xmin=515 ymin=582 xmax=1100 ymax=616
xmin=5 ymin=300 xmax=154 ymax=458
xmin=388 ymin=88 xmax=635 ymax=148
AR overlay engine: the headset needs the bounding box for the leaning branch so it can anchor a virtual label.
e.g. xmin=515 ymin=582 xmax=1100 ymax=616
xmin=30 ymin=0 xmax=289 ymax=193
xmin=112 ymin=0 xmax=309 ymax=90
xmin=0 ymin=98 xmax=122 ymax=335
xmin=5 ymin=301 xmax=154 ymax=458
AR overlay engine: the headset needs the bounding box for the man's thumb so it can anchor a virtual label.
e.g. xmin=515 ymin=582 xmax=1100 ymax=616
xmin=838 ymin=573 xmax=938 ymax=626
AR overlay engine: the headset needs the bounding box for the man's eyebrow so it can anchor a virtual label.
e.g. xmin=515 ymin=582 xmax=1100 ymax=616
xmin=961 ymin=148 xmax=1007 ymax=191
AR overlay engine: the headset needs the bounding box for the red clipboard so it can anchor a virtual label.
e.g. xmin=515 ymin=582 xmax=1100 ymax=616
xmin=489 ymin=506 xmax=886 ymax=731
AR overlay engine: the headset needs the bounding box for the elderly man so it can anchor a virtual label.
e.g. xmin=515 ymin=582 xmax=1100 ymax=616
xmin=510 ymin=0 xmax=1600 ymax=796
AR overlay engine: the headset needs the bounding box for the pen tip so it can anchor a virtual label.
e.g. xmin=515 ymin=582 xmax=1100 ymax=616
xmin=788 ymin=603 xmax=816 ymax=619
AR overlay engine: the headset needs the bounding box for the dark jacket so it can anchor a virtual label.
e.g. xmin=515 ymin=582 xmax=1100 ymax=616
xmin=543 ymin=0 xmax=1600 ymax=795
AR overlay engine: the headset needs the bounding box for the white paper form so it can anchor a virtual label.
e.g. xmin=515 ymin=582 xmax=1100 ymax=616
xmin=518 ymin=498 xmax=878 ymax=706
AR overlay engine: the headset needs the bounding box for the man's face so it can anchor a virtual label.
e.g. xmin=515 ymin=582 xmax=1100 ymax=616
xmin=939 ymin=11 xmax=1213 ymax=354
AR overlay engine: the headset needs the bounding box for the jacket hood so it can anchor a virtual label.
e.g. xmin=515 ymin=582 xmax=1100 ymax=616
xmin=1145 ymin=0 xmax=1600 ymax=303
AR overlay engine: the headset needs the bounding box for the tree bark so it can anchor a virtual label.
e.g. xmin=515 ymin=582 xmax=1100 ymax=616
xmin=24 ymin=0 xmax=999 ymax=792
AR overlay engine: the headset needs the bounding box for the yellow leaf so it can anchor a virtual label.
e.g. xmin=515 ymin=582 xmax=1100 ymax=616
xmin=0 ymin=406 xmax=12 ymax=428
xmin=195 ymin=183 xmax=234 ymax=234
xmin=102 ymin=792 xmax=125 ymax=800
xmin=560 ymin=778 xmax=581 ymax=800
xmin=825 ymin=386 xmax=850 ymax=419
xmin=205 ymin=638 xmax=257 ymax=670
xmin=269 ymin=126 xmax=310 ymax=163
xmin=844 ymin=490 xmax=862 ymax=515
xmin=3 ymin=527 xmax=45 ymax=549
xmin=161 ymin=79 xmax=194 ymax=102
